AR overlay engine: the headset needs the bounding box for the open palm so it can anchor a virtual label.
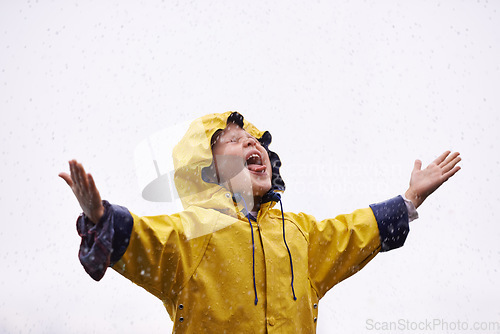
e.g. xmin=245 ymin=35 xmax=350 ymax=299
xmin=406 ymin=151 xmax=461 ymax=208
xmin=59 ymin=160 xmax=104 ymax=224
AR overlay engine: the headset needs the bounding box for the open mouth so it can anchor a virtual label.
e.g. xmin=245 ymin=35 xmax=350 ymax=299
xmin=245 ymin=152 xmax=266 ymax=174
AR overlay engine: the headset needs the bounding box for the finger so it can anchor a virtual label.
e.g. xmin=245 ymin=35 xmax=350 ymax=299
xmin=442 ymin=156 xmax=461 ymax=174
xmin=439 ymin=151 xmax=460 ymax=168
xmin=443 ymin=165 xmax=461 ymax=181
xmin=58 ymin=172 xmax=73 ymax=187
xmin=76 ymin=162 xmax=90 ymax=191
xmin=87 ymin=173 xmax=101 ymax=200
xmin=71 ymin=160 xmax=87 ymax=193
xmin=433 ymin=151 xmax=451 ymax=165
xmin=69 ymin=160 xmax=81 ymax=189
xmin=413 ymin=159 xmax=422 ymax=172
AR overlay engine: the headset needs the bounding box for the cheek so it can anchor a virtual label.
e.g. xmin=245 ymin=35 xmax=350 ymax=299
xmin=213 ymin=153 xmax=247 ymax=183
xmin=265 ymin=158 xmax=273 ymax=185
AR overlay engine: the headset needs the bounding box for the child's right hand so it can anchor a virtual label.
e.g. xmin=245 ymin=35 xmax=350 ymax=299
xmin=59 ymin=160 xmax=104 ymax=224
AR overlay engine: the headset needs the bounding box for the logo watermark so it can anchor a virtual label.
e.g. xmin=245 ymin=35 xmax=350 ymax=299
xmin=366 ymin=318 xmax=500 ymax=332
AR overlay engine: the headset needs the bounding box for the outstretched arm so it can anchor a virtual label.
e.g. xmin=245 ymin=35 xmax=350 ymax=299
xmin=59 ymin=160 xmax=104 ymax=224
xmin=405 ymin=151 xmax=461 ymax=209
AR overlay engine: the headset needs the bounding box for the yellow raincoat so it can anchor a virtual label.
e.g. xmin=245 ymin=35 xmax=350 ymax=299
xmin=78 ymin=111 xmax=410 ymax=333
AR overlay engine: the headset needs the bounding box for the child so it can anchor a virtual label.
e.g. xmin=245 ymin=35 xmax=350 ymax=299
xmin=59 ymin=111 xmax=461 ymax=333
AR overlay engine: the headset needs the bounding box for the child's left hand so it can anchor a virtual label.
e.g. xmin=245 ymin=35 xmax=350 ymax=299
xmin=405 ymin=151 xmax=461 ymax=209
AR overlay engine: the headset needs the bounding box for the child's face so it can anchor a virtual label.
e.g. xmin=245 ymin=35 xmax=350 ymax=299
xmin=212 ymin=123 xmax=272 ymax=200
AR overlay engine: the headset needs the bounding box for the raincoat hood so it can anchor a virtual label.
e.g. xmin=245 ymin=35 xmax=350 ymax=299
xmin=172 ymin=111 xmax=285 ymax=216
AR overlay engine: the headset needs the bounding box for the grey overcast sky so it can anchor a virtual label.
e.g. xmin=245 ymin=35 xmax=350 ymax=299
xmin=1 ymin=0 xmax=499 ymax=333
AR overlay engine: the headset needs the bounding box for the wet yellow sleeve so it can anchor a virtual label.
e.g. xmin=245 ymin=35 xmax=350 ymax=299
xmin=111 ymin=210 xmax=211 ymax=310
xmin=291 ymin=208 xmax=381 ymax=299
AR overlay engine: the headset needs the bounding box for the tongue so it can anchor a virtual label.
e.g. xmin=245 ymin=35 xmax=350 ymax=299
xmin=247 ymin=164 xmax=266 ymax=172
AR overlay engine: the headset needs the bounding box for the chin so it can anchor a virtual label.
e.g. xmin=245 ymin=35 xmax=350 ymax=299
xmin=224 ymin=169 xmax=271 ymax=198
xmin=252 ymin=182 xmax=272 ymax=198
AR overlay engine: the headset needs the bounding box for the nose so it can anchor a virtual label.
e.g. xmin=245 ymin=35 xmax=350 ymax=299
xmin=243 ymin=137 xmax=258 ymax=147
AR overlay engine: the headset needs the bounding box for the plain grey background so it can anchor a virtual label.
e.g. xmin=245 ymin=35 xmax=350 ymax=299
xmin=1 ymin=1 xmax=499 ymax=333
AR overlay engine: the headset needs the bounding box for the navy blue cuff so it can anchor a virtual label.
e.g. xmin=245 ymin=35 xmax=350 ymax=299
xmin=76 ymin=200 xmax=133 ymax=281
xmin=369 ymin=195 xmax=410 ymax=252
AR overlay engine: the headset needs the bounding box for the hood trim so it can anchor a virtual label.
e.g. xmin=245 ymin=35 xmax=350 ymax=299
xmin=173 ymin=111 xmax=285 ymax=213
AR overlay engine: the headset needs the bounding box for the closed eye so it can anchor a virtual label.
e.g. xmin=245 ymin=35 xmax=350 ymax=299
xmin=225 ymin=134 xmax=258 ymax=144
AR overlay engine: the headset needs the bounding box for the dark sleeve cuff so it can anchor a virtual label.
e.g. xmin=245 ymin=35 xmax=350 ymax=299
xmin=76 ymin=200 xmax=133 ymax=281
xmin=369 ymin=195 xmax=410 ymax=252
